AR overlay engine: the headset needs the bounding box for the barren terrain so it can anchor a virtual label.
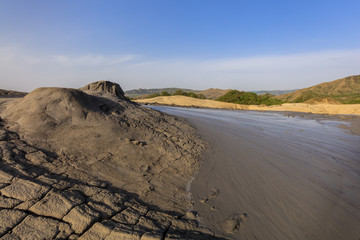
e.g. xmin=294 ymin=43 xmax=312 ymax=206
xmin=0 ymin=82 xmax=223 ymax=239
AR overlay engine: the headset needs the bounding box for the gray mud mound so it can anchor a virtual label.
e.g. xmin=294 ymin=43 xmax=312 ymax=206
xmin=1 ymin=82 xmax=206 ymax=212
xmin=0 ymin=82 xmax=227 ymax=239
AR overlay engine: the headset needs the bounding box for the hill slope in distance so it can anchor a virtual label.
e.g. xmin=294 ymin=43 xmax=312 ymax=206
xmin=126 ymin=88 xmax=295 ymax=100
xmin=276 ymin=75 xmax=360 ymax=104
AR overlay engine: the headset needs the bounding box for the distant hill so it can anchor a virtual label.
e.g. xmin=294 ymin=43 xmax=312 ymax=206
xmin=201 ymin=89 xmax=297 ymax=99
xmin=252 ymin=89 xmax=297 ymax=96
xmin=125 ymin=88 xmax=230 ymax=99
xmin=0 ymin=89 xmax=27 ymax=98
xmin=197 ymin=88 xmax=231 ymax=99
xmin=126 ymin=87 xmax=297 ymax=100
xmin=125 ymin=88 xmax=196 ymax=98
xmin=276 ymin=75 xmax=360 ymax=104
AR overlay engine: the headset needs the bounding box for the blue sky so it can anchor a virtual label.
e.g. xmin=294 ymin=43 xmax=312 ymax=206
xmin=1 ymin=0 xmax=359 ymax=91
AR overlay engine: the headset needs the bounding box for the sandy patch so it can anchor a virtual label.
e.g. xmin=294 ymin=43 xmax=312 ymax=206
xmin=136 ymin=96 xmax=360 ymax=115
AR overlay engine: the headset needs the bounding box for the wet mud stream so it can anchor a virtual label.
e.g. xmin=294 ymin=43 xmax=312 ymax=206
xmin=151 ymin=106 xmax=360 ymax=240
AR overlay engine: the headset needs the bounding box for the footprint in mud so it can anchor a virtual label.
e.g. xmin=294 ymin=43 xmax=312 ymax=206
xmin=208 ymin=188 xmax=220 ymax=199
xmin=199 ymin=188 xmax=220 ymax=204
xmin=222 ymin=213 xmax=247 ymax=233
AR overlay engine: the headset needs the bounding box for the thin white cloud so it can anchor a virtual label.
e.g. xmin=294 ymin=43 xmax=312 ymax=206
xmin=0 ymin=46 xmax=42 ymax=64
xmin=0 ymin=46 xmax=359 ymax=92
xmin=114 ymin=50 xmax=360 ymax=90
xmin=53 ymin=54 xmax=137 ymax=65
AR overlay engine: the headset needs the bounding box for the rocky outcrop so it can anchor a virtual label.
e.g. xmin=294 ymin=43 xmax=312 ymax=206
xmin=80 ymin=81 xmax=126 ymax=100
xmin=0 ymin=89 xmax=27 ymax=98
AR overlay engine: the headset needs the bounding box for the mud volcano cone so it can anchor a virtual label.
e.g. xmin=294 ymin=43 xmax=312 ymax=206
xmin=1 ymin=81 xmax=205 ymax=211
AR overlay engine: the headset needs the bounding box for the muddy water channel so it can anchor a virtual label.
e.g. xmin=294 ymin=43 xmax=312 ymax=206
xmin=151 ymin=106 xmax=360 ymax=240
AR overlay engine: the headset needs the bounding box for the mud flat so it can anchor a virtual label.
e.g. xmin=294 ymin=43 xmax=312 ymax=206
xmin=152 ymin=106 xmax=360 ymax=240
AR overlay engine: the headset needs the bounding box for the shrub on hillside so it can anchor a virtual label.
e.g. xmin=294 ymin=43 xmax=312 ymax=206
xmin=173 ymin=90 xmax=206 ymax=99
xmin=161 ymin=91 xmax=171 ymax=96
xmin=293 ymin=91 xmax=319 ymax=103
xmin=217 ymin=90 xmax=283 ymax=105
xmin=142 ymin=89 xmax=206 ymax=99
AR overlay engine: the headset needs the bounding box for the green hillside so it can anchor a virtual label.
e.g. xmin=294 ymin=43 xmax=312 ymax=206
xmin=276 ymin=75 xmax=360 ymax=104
